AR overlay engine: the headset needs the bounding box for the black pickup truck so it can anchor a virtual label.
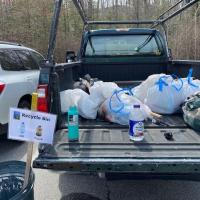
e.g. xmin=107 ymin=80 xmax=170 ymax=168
xmin=33 ymin=0 xmax=200 ymax=180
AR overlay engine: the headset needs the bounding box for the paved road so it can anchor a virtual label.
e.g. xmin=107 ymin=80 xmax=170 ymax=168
xmin=0 ymin=139 xmax=200 ymax=200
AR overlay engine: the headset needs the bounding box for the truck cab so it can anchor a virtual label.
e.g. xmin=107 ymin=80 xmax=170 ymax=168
xmin=74 ymin=28 xmax=169 ymax=82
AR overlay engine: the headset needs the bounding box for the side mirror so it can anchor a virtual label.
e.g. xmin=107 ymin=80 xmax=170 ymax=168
xmin=66 ymin=51 xmax=76 ymax=63
xmin=168 ymin=48 xmax=173 ymax=60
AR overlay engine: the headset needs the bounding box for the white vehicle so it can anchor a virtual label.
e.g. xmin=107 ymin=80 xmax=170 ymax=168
xmin=0 ymin=42 xmax=43 ymax=134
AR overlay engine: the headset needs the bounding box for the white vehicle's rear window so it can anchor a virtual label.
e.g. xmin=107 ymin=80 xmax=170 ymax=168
xmin=0 ymin=50 xmax=24 ymax=71
xmin=0 ymin=49 xmax=40 ymax=71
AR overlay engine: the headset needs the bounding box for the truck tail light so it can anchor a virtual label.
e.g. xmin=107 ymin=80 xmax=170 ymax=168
xmin=37 ymin=84 xmax=49 ymax=112
xmin=0 ymin=82 xmax=5 ymax=94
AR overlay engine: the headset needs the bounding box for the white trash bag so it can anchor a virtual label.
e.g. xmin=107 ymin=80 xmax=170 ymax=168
xmin=89 ymin=81 xmax=120 ymax=106
xmin=60 ymin=89 xmax=88 ymax=113
xmin=60 ymin=81 xmax=120 ymax=119
xmin=99 ymin=89 xmax=152 ymax=125
xmin=182 ymin=69 xmax=200 ymax=99
xmin=132 ymin=74 xmax=166 ymax=102
xmin=60 ymin=89 xmax=99 ymax=119
xmin=78 ymin=81 xmax=120 ymax=119
xmin=145 ymin=75 xmax=184 ymax=114
xmin=78 ymin=96 xmax=99 ymax=119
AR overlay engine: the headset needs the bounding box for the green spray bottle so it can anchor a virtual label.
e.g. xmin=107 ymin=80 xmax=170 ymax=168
xmin=67 ymin=106 xmax=79 ymax=141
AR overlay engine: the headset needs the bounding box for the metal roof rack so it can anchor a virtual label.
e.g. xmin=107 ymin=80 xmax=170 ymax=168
xmin=87 ymin=20 xmax=162 ymax=25
xmin=0 ymin=41 xmax=22 ymax=46
xmin=152 ymin=0 xmax=200 ymax=28
xmin=157 ymin=0 xmax=184 ymax=20
xmin=72 ymin=0 xmax=87 ymax=24
xmin=70 ymin=0 xmax=200 ymax=27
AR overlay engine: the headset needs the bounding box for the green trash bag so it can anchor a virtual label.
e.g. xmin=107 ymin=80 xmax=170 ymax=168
xmin=183 ymin=92 xmax=200 ymax=131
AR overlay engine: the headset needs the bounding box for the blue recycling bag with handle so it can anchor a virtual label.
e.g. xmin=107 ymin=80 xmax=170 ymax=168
xmin=182 ymin=68 xmax=200 ymax=99
xmin=98 ymin=88 xmax=151 ymax=125
xmin=132 ymin=68 xmax=200 ymax=114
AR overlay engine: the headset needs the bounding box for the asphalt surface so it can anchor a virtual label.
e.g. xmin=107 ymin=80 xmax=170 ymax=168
xmin=0 ymin=138 xmax=200 ymax=200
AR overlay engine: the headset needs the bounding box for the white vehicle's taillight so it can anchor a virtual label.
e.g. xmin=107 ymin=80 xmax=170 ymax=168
xmin=37 ymin=84 xmax=48 ymax=112
xmin=0 ymin=82 xmax=5 ymax=94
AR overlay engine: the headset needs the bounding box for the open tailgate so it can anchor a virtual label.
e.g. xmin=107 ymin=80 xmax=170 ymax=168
xmin=33 ymin=115 xmax=200 ymax=176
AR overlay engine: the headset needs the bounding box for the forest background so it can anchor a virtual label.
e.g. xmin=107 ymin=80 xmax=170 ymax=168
xmin=0 ymin=0 xmax=199 ymax=62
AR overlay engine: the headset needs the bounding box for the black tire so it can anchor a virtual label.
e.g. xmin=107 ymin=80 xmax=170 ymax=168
xmin=0 ymin=133 xmax=7 ymax=140
xmin=0 ymin=161 xmax=35 ymax=200
xmin=18 ymin=100 xmax=31 ymax=110
xmin=0 ymin=124 xmax=8 ymax=138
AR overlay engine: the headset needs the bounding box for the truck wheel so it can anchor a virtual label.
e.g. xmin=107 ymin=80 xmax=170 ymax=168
xmin=18 ymin=100 xmax=31 ymax=110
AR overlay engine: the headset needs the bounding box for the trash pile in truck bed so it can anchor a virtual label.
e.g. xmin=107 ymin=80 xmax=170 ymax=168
xmin=60 ymin=69 xmax=200 ymax=125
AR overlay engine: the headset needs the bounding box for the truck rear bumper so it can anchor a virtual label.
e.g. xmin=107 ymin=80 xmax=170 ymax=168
xmin=33 ymin=157 xmax=200 ymax=175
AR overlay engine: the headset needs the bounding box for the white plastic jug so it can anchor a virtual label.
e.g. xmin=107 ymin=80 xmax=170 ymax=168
xmin=129 ymin=105 xmax=145 ymax=141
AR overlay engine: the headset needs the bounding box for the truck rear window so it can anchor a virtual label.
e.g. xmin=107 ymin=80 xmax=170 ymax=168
xmin=85 ymin=34 xmax=161 ymax=56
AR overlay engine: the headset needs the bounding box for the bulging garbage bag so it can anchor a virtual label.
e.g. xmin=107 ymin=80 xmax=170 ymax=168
xmin=145 ymin=75 xmax=184 ymax=114
xmin=60 ymin=89 xmax=88 ymax=113
xmin=78 ymin=81 xmax=120 ymax=119
xmin=183 ymin=79 xmax=200 ymax=99
xmin=99 ymin=89 xmax=152 ymax=125
xmin=182 ymin=69 xmax=200 ymax=99
xmin=60 ymin=81 xmax=120 ymax=119
xmin=132 ymin=69 xmax=200 ymax=114
xmin=78 ymin=95 xmax=99 ymax=119
xmin=132 ymin=74 xmax=165 ymax=102
xmin=89 ymin=81 xmax=120 ymax=106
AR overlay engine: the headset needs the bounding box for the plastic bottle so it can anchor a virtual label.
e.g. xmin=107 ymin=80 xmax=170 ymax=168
xmin=36 ymin=125 xmax=43 ymax=137
xmin=129 ymin=105 xmax=144 ymax=141
xmin=68 ymin=106 xmax=79 ymax=141
xmin=20 ymin=122 xmax=25 ymax=135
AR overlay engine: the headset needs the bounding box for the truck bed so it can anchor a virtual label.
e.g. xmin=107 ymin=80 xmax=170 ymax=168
xmin=33 ymin=77 xmax=200 ymax=178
